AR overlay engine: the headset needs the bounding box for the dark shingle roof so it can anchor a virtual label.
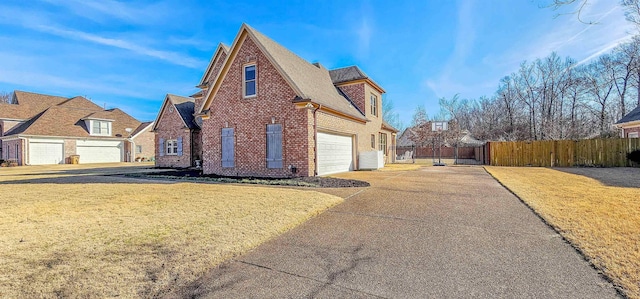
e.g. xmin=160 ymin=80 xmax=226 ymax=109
xmin=329 ymin=66 xmax=369 ymax=84
xmin=617 ymin=105 xmax=640 ymax=124
xmin=167 ymin=94 xmax=197 ymax=129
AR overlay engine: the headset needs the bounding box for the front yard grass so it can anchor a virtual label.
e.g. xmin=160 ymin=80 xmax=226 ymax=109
xmin=0 ymin=170 xmax=343 ymax=297
xmin=485 ymin=167 xmax=640 ymax=299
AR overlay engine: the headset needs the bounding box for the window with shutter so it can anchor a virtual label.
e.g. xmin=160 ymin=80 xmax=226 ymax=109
xmin=266 ymin=124 xmax=283 ymax=168
xmin=221 ymin=128 xmax=235 ymax=168
xmin=159 ymin=138 xmax=165 ymax=157
xmin=177 ymin=137 xmax=183 ymax=156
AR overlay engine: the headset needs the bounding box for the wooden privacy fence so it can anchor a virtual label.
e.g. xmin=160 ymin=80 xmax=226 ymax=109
xmin=488 ymin=138 xmax=640 ymax=167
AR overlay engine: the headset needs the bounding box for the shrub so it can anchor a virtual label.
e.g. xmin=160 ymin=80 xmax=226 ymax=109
xmin=627 ymin=150 xmax=640 ymax=164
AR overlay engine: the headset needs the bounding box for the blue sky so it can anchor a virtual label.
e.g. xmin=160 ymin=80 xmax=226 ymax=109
xmin=0 ymin=0 xmax=634 ymax=126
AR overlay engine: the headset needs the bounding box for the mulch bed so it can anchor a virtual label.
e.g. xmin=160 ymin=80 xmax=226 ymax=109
xmin=128 ymin=169 xmax=369 ymax=188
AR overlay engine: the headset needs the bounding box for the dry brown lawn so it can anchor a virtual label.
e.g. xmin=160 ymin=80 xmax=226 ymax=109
xmin=377 ymin=163 xmax=423 ymax=171
xmin=485 ymin=166 xmax=640 ymax=299
xmin=0 ymin=165 xmax=343 ymax=298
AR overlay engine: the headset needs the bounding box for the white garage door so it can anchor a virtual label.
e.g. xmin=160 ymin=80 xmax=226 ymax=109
xmin=29 ymin=139 xmax=64 ymax=165
xmin=76 ymin=140 xmax=123 ymax=163
xmin=317 ymin=132 xmax=354 ymax=176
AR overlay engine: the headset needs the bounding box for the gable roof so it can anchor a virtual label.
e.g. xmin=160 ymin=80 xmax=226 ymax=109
xmin=616 ymin=105 xmax=640 ymax=125
xmin=5 ymin=106 xmax=141 ymax=138
xmin=0 ymin=90 xmax=69 ymax=120
xmin=153 ymin=94 xmax=197 ymax=130
xmin=198 ymin=43 xmax=230 ymax=87
xmin=200 ymin=24 xmax=367 ymax=121
xmin=131 ymin=121 xmax=154 ymax=138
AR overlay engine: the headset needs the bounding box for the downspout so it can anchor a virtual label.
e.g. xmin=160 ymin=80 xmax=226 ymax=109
xmin=313 ymin=104 xmax=321 ymax=176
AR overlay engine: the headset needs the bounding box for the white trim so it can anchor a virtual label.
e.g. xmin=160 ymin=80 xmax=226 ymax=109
xmin=166 ymin=139 xmax=178 ymax=155
xmin=243 ymin=63 xmax=257 ymax=98
xmin=89 ymin=120 xmax=112 ymax=136
xmin=0 ymin=117 xmax=28 ymax=122
xmin=1 ymin=134 xmax=126 ymax=141
xmin=131 ymin=122 xmax=154 ymax=139
xmin=629 ymin=132 xmax=639 ymax=138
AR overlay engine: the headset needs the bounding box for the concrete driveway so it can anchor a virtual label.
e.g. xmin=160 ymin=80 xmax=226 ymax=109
xmin=179 ymin=166 xmax=618 ymax=298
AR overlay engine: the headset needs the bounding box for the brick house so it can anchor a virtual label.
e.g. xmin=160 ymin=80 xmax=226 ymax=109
xmin=615 ymin=105 xmax=640 ymax=138
xmin=156 ymin=24 xmax=397 ymax=176
xmin=0 ymin=90 xmax=154 ymax=165
xmin=152 ymin=94 xmax=201 ymax=168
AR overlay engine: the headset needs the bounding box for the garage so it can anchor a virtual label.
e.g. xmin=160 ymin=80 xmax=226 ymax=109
xmin=29 ymin=139 xmax=64 ymax=165
xmin=76 ymin=140 xmax=123 ymax=163
xmin=317 ymin=132 xmax=354 ymax=176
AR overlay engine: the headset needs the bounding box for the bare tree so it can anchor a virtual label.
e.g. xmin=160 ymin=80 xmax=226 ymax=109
xmin=0 ymin=91 xmax=11 ymax=104
xmin=382 ymin=95 xmax=404 ymax=132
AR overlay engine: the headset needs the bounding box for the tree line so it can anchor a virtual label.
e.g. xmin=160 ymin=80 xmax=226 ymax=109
xmin=411 ymin=1 xmax=640 ymax=142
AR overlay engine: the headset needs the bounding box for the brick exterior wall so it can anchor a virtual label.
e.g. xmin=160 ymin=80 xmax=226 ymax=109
xmin=2 ymin=139 xmax=23 ymax=165
xmin=337 ymin=83 xmax=365 ymax=113
xmin=64 ymin=139 xmax=76 ymax=163
xmin=192 ymin=130 xmax=203 ymax=161
xmin=624 ymin=126 xmax=640 ymax=138
xmin=201 ymin=36 xmax=311 ymax=177
xmin=133 ymin=128 xmax=155 ymax=161
xmin=154 ymin=103 xmax=193 ymax=168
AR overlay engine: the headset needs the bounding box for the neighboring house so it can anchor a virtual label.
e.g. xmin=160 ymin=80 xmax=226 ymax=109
xmin=153 ymin=94 xmax=201 ymax=168
xmin=0 ymin=90 xmax=154 ymax=165
xmin=615 ymin=105 xmax=640 ymax=138
xmin=172 ymin=23 xmax=397 ymax=177
xmin=398 ymin=125 xmax=483 ymax=147
xmin=130 ymin=121 xmax=155 ymax=161
xmin=397 ymin=127 xmax=418 ymax=147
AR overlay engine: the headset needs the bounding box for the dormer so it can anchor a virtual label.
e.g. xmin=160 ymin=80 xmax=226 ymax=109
xmin=82 ymin=117 xmax=114 ymax=136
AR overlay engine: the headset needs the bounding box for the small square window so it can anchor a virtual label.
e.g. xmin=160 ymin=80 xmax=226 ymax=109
xmin=166 ymin=140 xmax=178 ymax=155
xmin=136 ymin=145 xmax=142 ymax=154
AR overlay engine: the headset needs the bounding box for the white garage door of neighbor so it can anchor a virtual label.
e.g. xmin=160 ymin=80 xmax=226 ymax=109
xmin=29 ymin=139 xmax=64 ymax=165
xmin=317 ymin=132 xmax=354 ymax=176
xmin=76 ymin=140 xmax=123 ymax=163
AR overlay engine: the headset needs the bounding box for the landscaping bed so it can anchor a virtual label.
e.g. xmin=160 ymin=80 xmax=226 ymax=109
xmin=127 ymin=169 xmax=370 ymax=188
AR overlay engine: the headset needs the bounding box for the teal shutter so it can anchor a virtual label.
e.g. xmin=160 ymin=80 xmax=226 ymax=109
xmin=266 ymin=124 xmax=283 ymax=168
xmin=177 ymin=137 xmax=183 ymax=156
xmin=221 ymin=128 xmax=235 ymax=168
xmin=159 ymin=138 xmax=165 ymax=157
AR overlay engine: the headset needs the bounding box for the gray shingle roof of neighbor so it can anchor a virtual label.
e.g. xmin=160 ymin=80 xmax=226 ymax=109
xmin=243 ymin=24 xmax=366 ymax=120
xmin=167 ymin=94 xmax=197 ymax=129
xmin=616 ymin=105 xmax=640 ymax=124
xmin=328 ymin=66 xmax=369 ymax=84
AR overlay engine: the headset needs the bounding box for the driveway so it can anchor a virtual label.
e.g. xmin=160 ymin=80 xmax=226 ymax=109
xmin=178 ymin=166 xmax=617 ymax=298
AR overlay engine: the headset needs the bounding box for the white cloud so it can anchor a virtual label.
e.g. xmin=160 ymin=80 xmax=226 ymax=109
xmin=356 ymin=17 xmax=372 ymax=59
xmin=31 ymin=24 xmax=205 ymax=69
